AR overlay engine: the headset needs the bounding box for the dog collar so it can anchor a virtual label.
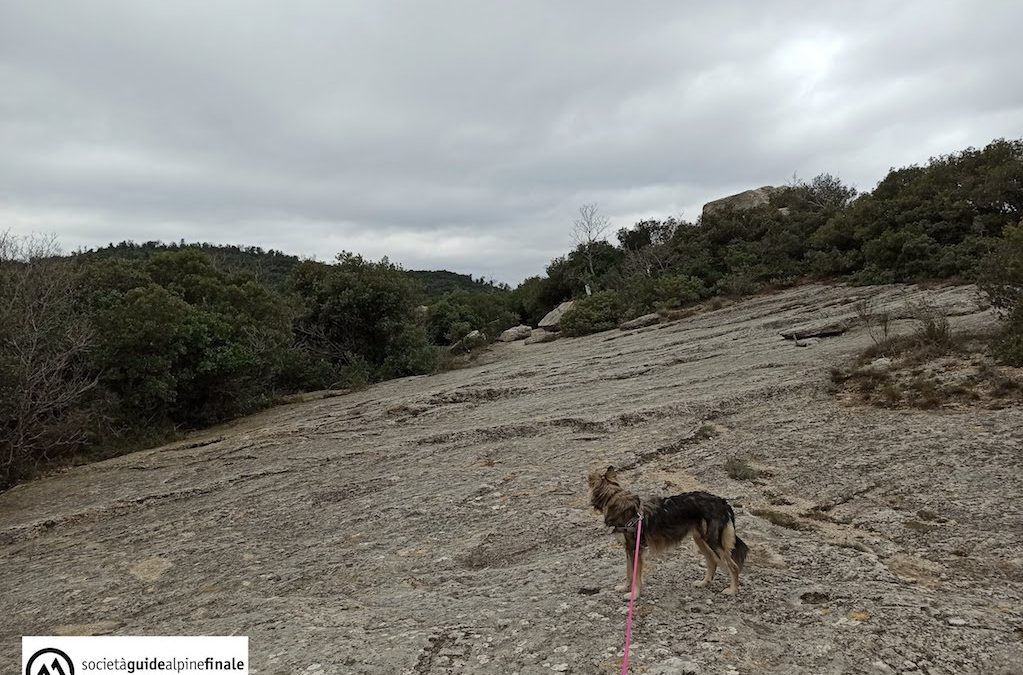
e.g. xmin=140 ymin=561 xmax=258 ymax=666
xmin=612 ymin=513 xmax=643 ymax=533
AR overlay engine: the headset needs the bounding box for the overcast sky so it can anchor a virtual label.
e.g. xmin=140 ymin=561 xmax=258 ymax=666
xmin=2 ymin=2 xmax=1022 ymax=283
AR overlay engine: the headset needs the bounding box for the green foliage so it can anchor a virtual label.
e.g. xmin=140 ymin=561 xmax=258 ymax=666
xmin=74 ymin=239 xmax=509 ymax=299
xmin=291 ymin=252 xmax=437 ymax=380
xmin=776 ymin=173 xmax=858 ymax=212
xmin=820 ymin=140 xmax=1021 ymax=281
xmin=74 ymin=240 xmax=304 ymax=289
xmin=88 ymin=251 xmax=296 ymax=427
xmin=511 ymin=274 xmax=570 ymax=326
xmin=560 ymin=290 xmax=623 ymax=336
xmin=980 ymin=220 xmax=1023 ymax=365
xmin=526 ymin=138 xmax=1021 ymax=328
xmin=993 ymin=319 xmax=1023 ymax=367
xmin=425 ymin=290 xmax=518 ymax=344
xmin=618 ymin=272 xmax=659 ymax=317
xmin=405 ymin=269 xmax=510 ymax=297
xmin=654 ymin=274 xmax=706 ymax=308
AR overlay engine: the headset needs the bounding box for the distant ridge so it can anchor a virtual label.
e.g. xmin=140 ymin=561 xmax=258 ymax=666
xmin=71 ymin=240 xmax=507 ymax=298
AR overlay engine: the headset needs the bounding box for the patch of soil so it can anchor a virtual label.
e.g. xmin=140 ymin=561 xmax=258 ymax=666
xmin=831 ymin=354 xmax=1023 ymax=410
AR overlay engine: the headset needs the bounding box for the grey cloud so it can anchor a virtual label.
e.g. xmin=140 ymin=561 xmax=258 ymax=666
xmin=2 ymin=1 xmax=1022 ymax=283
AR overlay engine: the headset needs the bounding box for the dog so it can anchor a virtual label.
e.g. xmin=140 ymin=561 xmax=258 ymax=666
xmin=588 ymin=465 xmax=749 ymax=597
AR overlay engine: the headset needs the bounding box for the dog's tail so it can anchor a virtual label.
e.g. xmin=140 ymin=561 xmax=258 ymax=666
xmin=731 ymin=535 xmax=749 ymax=571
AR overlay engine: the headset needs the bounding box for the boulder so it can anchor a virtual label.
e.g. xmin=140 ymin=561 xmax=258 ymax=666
xmin=524 ymin=328 xmax=559 ymax=344
xmin=619 ymin=313 xmax=661 ymax=330
xmin=779 ymin=318 xmax=854 ymax=341
xmin=449 ymin=330 xmax=487 ymax=353
xmin=497 ymin=325 xmax=532 ymax=342
xmin=702 ymin=185 xmax=782 ymax=218
xmin=537 ymin=301 xmax=575 ymax=331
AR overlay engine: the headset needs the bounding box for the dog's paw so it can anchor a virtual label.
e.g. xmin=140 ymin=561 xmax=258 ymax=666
xmin=692 ymin=579 xmax=710 ymax=588
xmin=622 ymin=591 xmax=640 ymax=600
xmin=614 ymin=583 xmax=629 ymax=593
xmin=720 ymin=587 xmax=738 ymax=596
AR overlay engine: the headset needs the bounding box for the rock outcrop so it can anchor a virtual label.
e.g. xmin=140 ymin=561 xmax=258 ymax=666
xmin=537 ymin=301 xmax=575 ymax=331
xmin=497 ymin=325 xmax=532 ymax=342
xmin=1 ymin=283 xmax=1017 ymax=674
xmin=619 ymin=313 xmax=661 ymax=330
xmin=449 ymin=329 xmax=486 ymax=353
xmin=702 ymin=185 xmax=782 ymax=218
xmin=524 ymin=328 xmax=559 ymax=344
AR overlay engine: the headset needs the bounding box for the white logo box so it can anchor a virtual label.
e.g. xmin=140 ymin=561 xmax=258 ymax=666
xmin=23 ymin=636 xmax=248 ymax=675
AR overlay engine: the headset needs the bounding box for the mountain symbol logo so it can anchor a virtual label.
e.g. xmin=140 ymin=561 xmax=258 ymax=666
xmin=25 ymin=648 xmax=74 ymax=675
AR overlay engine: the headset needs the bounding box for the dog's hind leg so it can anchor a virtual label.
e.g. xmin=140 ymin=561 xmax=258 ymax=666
xmin=717 ymin=522 xmax=741 ymax=595
xmin=691 ymin=532 xmax=718 ymax=588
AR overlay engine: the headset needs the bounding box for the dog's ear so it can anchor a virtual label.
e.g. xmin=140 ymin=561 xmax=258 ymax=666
xmin=603 ymin=465 xmax=618 ymax=481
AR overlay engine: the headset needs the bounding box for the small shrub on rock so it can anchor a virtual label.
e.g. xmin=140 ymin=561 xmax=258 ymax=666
xmin=560 ymin=290 xmax=623 ymax=336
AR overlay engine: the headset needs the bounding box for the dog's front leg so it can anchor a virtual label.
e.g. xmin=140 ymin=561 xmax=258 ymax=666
xmin=616 ymin=533 xmax=642 ymax=598
xmin=632 ymin=549 xmax=644 ymax=599
xmin=616 ymin=536 xmax=634 ymax=594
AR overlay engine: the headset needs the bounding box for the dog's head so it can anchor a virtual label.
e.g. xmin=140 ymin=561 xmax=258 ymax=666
xmin=588 ymin=465 xmax=619 ymax=490
xmin=588 ymin=465 xmax=640 ymax=525
xmin=588 ymin=465 xmax=623 ymax=513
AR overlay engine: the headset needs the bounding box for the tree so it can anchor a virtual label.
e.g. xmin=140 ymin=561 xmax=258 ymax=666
xmin=86 ymin=250 xmax=298 ymax=427
xmin=291 ymin=252 xmax=437 ymax=382
xmin=1 ymin=233 xmax=95 ymax=487
xmin=783 ymin=173 xmax=858 ymax=212
xmin=425 ymin=290 xmax=518 ymax=345
xmin=618 ymin=218 xmax=682 ymax=277
xmin=571 ymin=203 xmax=612 ymax=291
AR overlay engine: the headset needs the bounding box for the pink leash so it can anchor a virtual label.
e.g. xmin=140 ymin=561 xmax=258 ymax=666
xmin=621 ymin=513 xmax=643 ymax=674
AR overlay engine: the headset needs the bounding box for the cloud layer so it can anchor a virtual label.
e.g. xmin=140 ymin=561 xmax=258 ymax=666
xmin=2 ymin=1 xmax=1022 ymax=282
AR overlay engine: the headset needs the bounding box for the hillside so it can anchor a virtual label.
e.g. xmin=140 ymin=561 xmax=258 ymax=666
xmin=72 ymin=241 xmax=506 ymax=297
xmin=1 ymin=283 xmax=1020 ymax=673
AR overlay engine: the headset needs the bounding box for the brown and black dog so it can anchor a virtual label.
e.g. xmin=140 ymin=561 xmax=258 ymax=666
xmin=588 ymin=466 xmax=749 ymax=596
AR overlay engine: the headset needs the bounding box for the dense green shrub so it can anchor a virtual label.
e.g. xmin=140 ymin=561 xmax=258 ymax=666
xmin=534 ymin=138 xmax=1021 ymax=311
xmin=654 ymin=273 xmax=706 ymax=307
xmin=426 ymin=290 xmax=518 ymax=344
xmin=87 ymin=251 xmax=296 ymax=427
xmin=510 ymin=274 xmax=570 ymax=326
xmin=560 ymin=290 xmax=623 ymax=336
xmin=981 ymin=220 xmax=1023 ymax=365
xmin=291 ymin=252 xmax=437 ymax=380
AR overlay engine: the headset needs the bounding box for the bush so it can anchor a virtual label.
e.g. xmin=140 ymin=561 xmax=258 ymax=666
xmin=981 ymin=219 xmax=1023 ymax=365
xmin=560 ymin=290 xmax=623 ymax=336
xmin=426 ymin=290 xmax=518 ymax=345
xmin=654 ymin=274 xmax=706 ymax=308
xmin=994 ymin=319 xmax=1023 ymax=366
xmin=291 ymin=252 xmax=437 ymax=381
xmin=860 ymin=303 xmax=958 ymax=364
xmin=88 ymin=251 xmax=297 ymax=427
